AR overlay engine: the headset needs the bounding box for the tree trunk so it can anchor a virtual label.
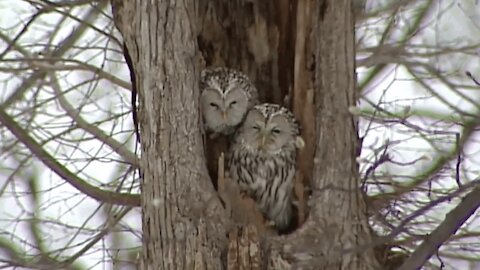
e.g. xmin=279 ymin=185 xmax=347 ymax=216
xmin=112 ymin=1 xmax=227 ymax=269
xmin=266 ymin=0 xmax=380 ymax=269
xmin=111 ymin=0 xmax=380 ymax=269
xmin=292 ymin=0 xmax=381 ymax=268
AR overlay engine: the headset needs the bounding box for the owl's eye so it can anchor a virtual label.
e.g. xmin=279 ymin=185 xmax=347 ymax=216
xmin=229 ymin=101 xmax=238 ymax=107
xmin=252 ymin=126 xmax=260 ymax=131
xmin=272 ymin=128 xmax=281 ymax=134
xmin=209 ymin=102 xmax=219 ymax=108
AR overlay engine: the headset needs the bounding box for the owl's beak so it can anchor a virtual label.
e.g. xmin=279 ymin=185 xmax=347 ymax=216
xmin=222 ymin=111 xmax=228 ymax=121
xmin=258 ymin=132 xmax=269 ymax=150
xmin=260 ymin=134 xmax=267 ymax=147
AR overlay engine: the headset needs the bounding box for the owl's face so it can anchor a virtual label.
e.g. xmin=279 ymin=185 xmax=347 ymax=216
xmin=200 ymin=86 xmax=250 ymax=134
xmin=200 ymin=67 xmax=258 ymax=135
xmin=239 ymin=104 xmax=299 ymax=154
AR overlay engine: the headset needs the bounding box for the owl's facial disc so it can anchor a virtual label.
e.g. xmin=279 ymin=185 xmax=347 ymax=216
xmin=200 ymin=86 xmax=250 ymax=134
xmin=223 ymin=88 xmax=248 ymax=126
xmin=243 ymin=111 xmax=295 ymax=153
xmin=201 ymin=89 xmax=227 ymax=132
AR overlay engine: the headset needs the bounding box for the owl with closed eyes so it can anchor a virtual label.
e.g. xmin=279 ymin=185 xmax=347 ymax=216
xmin=228 ymin=103 xmax=304 ymax=231
xmin=200 ymin=67 xmax=259 ymax=135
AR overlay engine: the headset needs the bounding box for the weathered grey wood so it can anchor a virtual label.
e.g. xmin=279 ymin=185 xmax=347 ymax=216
xmin=111 ymin=0 xmax=380 ymax=269
xmin=112 ymin=1 xmax=228 ymax=269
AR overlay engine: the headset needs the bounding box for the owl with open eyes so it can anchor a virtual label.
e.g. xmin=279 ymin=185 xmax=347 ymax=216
xmin=200 ymin=67 xmax=259 ymax=135
xmin=228 ymin=103 xmax=304 ymax=231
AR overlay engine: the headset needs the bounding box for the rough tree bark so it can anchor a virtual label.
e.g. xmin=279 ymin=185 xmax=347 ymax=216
xmin=285 ymin=0 xmax=381 ymax=268
xmin=111 ymin=0 xmax=380 ymax=269
xmin=112 ymin=1 xmax=227 ymax=269
xmin=265 ymin=0 xmax=380 ymax=268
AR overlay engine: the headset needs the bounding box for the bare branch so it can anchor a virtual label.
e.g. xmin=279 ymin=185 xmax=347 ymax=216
xmin=49 ymin=73 xmax=138 ymax=167
xmin=466 ymin=71 xmax=480 ymax=86
xmin=398 ymin=186 xmax=480 ymax=270
xmin=1 ymin=1 xmax=109 ymax=107
xmin=58 ymin=207 xmax=133 ymax=268
xmin=0 ymin=105 xmax=140 ymax=206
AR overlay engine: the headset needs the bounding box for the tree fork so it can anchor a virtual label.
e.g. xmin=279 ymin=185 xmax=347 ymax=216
xmin=112 ymin=0 xmax=380 ymax=269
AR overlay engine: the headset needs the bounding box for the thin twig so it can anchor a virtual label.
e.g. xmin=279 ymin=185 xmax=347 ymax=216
xmin=466 ymin=71 xmax=480 ymax=86
xmin=0 ymin=105 xmax=140 ymax=206
xmin=398 ymin=186 xmax=480 ymax=270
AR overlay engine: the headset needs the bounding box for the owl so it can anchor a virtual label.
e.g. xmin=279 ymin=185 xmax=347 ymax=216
xmin=228 ymin=103 xmax=304 ymax=231
xmin=200 ymin=67 xmax=259 ymax=135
